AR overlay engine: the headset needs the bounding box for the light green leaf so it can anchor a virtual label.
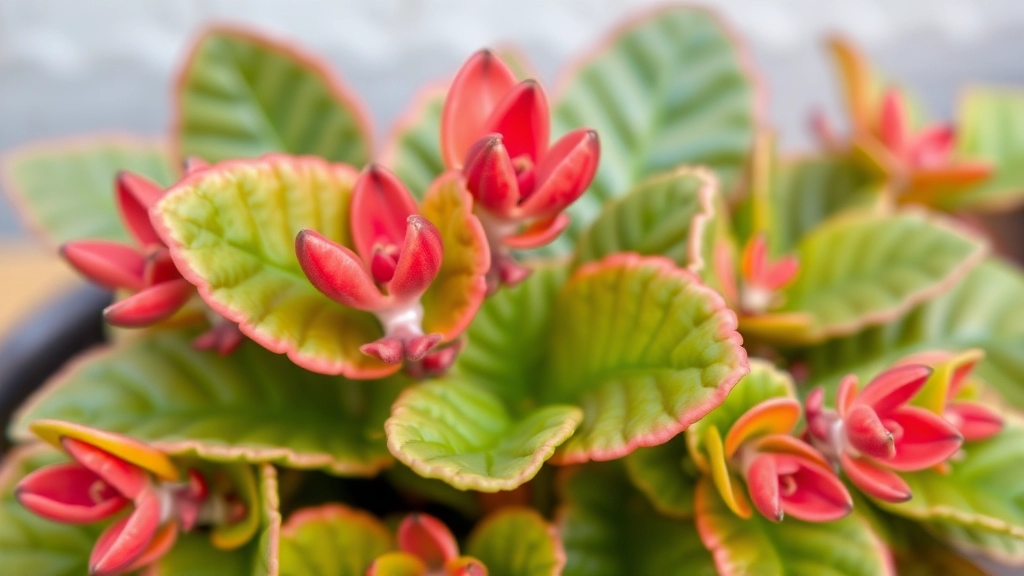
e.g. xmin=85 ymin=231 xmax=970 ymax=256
xmin=12 ymin=330 xmax=402 ymax=476
xmin=466 ymin=508 xmax=565 ymax=576
xmin=694 ymin=478 xmax=892 ymax=575
xmin=573 ymin=167 xmax=716 ymax=271
xmin=0 ymin=445 xmax=105 ymax=576
xmin=774 ymin=210 xmax=986 ymax=343
xmin=805 ymin=259 xmax=1024 ymax=409
xmin=623 ymin=436 xmax=698 ymax=519
xmin=559 ymin=461 xmax=716 ymax=576
xmin=176 ymin=28 xmax=371 ymax=166
xmin=554 ymin=6 xmax=757 ymax=242
xmin=278 ymin=504 xmax=392 ymax=576
xmin=945 ymin=87 xmax=1024 ymax=212
xmin=383 ymin=87 xmax=446 ymax=200
xmin=1 ymin=136 xmax=176 ymax=246
xmin=386 ymin=378 xmax=582 ymax=492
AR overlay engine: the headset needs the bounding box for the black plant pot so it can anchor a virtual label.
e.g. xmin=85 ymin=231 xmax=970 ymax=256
xmin=0 ymin=284 xmax=110 ymax=454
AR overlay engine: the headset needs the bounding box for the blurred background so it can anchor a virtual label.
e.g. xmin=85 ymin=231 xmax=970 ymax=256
xmin=1 ymin=0 xmax=1024 ymax=331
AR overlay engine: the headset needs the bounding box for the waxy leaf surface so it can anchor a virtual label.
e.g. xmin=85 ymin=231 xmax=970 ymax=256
xmin=466 ymin=508 xmax=565 ymax=576
xmin=278 ymin=504 xmax=392 ymax=576
xmin=176 ymin=28 xmax=370 ymax=166
xmin=554 ymin=6 xmax=757 ymax=241
xmin=2 ymin=137 xmax=176 ymax=246
xmin=13 ymin=331 xmax=402 ymax=476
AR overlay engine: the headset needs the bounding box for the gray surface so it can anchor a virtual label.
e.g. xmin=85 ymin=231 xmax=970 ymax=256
xmin=2 ymin=0 xmax=1024 ymax=238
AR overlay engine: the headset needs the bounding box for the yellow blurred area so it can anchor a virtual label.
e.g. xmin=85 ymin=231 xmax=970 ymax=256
xmin=0 ymin=243 xmax=78 ymax=342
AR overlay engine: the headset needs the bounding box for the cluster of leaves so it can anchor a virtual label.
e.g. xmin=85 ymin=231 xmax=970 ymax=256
xmin=3 ymin=6 xmax=1024 ymax=576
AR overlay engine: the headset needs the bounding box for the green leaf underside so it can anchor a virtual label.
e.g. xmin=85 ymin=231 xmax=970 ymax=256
xmin=386 ymin=88 xmax=446 ymax=200
xmin=554 ymin=6 xmax=757 ymax=245
xmin=624 ymin=436 xmax=697 ymax=518
xmin=877 ymin=421 xmax=1024 ymax=562
xmin=559 ymin=462 xmax=717 ymax=576
xmin=0 ymin=446 xmax=104 ymax=576
xmin=13 ymin=331 xmax=402 ymax=476
xmin=573 ymin=167 xmax=714 ymax=270
xmin=770 ymin=156 xmax=885 ymax=254
xmin=546 ymin=256 xmax=747 ymax=462
xmin=177 ymin=29 xmax=370 ymax=166
xmin=946 ymin=87 xmax=1024 ymax=211
xmin=695 ymin=479 xmax=890 ymax=576
xmin=805 ymin=259 xmax=1024 ymax=409
xmin=278 ymin=505 xmax=392 ymax=576
xmin=2 ymin=138 xmax=176 ymax=246
xmin=386 ymin=378 xmax=582 ymax=492
xmin=154 ymin=156 xmax=388 ymax=376
xmin=466 ymin=508 xmax=564 ymax=576
xmin=686 ymin=360 xmax=795 ymax=465
xmin=779 ymin=211 xmax=985 ymax=340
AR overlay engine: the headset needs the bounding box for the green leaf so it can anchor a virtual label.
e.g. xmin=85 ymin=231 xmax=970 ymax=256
xmin=1 ymin=136 xmax=176 ymax=246
xmin=772 ymin=210 xmax=986 ymax=343
xmin=176 ymin=27 xmax=371 ymax=166
xmin=554 ymin=6 xmax=757 ymax=241
xmin=805 ymin=259 xmax=1024 ymax=409
xmin=945 ymin=87 xmax=1024 ymax=212
xmin=572 ymin=167 xmax=716 ymax=271
xmin=383 ymin=87 xmax=446 ymax=200
xmin=385 ymin=378 xmax=582 ymax=492
xmin=12 ymin=330 xmax=402 ymax=476
xmin=694 ymin=478 xmax=892 ymax=575
xmin=278 ymin=504 xmax=392 ymax=576
xmin=559 ymin=461 xmax=717 ymax=576
xmin=546 ymin=255 xmax=749 ymax=463
xmin=623 ymin=436 xmax=698 ymax=519
xmin=876 ymin=420 xmax=1024 ymax=563
xmin=0 ymin=445 xmax=105 ymax=576
xmin=466 ymin=508 xmax=564 ymax=576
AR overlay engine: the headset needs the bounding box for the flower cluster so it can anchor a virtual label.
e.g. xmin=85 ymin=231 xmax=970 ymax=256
xmin=367 ymin=513 xmax=486 ymax=576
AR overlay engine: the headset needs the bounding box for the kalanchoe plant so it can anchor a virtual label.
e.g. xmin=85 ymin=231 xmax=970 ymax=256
xmin=6 ymin=5 xmax=1024 ymax=575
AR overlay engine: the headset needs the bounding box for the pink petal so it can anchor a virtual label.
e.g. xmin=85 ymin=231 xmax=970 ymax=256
xmin=845 ymin=404 xmax=895 ymax=460
xmin=463 ymin=134 xmax=520 ymax=216
xmin=746 ymin=453 xmax=783 ymax=522
xmin=879 ymin=90 xmax=908 ymax=156
xmin=741 ymin=235 xmax=767 ymax=286
xmin=193 ymin=321 xmax=245 ymax=356
xmin=350 ymin=164 xmax=419 ymax=263
xmin=295 ymin=229 xmax=387 ymax=311
xmin=183 ymin=156 xmax=209 ymax=174
xmin=15 ymin=462 xmax=129 ymax=524
xmin=360 ymin=337 xmax=404 ymax=364
xmin=840 ymin=453 xmax=911 ymax=503
xmin=407 ymin=340 xmax=464 ymax=379
xmin=116 ymin=172 xmax=164 ymax=247
xmin=517 ymin=129 xmax=600 ymax=220
xmin=61 ymin=240 xmax=147 ymax=292
xmin=124 ymin=522 xmax=177 ymax=573
xmin=482 ymin=80 xmax=550 ymax=165
xmin=502 ymin=213 xmax=570 ymax=250
xmin=61 ymin=437 xmax=149 ymax=500
xmin=397 ymin=513 xmax=460 ymax=568
xmin=441 ymin=49 xmax=518 ymax=170
xmin=908 ymin=125 xmax=955 ymax=168
xmin=89 ymin=490 xmax=162 ymax=576
xmin=386 ymin=215 xmax=443 ymax=301
xmin=761 ymin=255 xmax=799 ymax=291
xmin=885 ymin=406 xmax=963 ymax=471
xmin=103 ymin=279 xmax=194 ymax=328
xmin=947 ymin=401 xmax=1003 ymax=442
xmin=854 ymin=364 xmax=933 ymax=416
xmin=493 ymin=253 xmax=532 ymax=288
xmin=447 ymin=557 xmax=489 ymax=576
xmin=371 ymin=248 xmax=399 ymax=284
xmin=142 ymin=248 xmax=182 ymax=287
xmin=836 ymin=375 xmax=859 ymax=417
xmin=777 ymin=455 xmax=853 ymax=522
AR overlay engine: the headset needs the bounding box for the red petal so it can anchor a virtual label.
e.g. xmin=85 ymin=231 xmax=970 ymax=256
xmin=61 ymin=241 xmax=147 ymax=292
xmin=885 ymin=406 xmax=963 ymax=471
xmin=502 ymin=213 xmax=570 ymax=250
xmin=193 ymin=321 xmax=245 ymax=356
xmin=746 ymin=453 xmax=783 ymax=522
xmin=517 ymin=129 xmax=600 ymax=220
xmin=124 ymin=521 xmax=177 ymax=572
xmin=482 ymin=80 xmax=550 ymax=165
xmin=947 ymin=401 xmax=1003 ymax=442
xmin=360 ymin=337 xmax=404 ymax=364
xmin=62 ymin=437 xmax=149 ymax=500
xmin=836 ymin=375 xmax=859 ymax=417
xmin=778 ymin=455 xmax=853 ymax=522
xmin=386 ymin=215 xmax=443 ymax=301
xmin=762 ymin=255 xmax=799 ymax=291
xmin=441 ymin=49 xmax=518 ymax=169
xmin=741 ymin=235 xmax=767 ymax=286
xmin=447 ymin=557 xmax=489 ymax=576
xmin=350 ymin=164 xmax=419 ymax=263
xmin=16 ymin=462 xmax=129 ymax=523
xmin=89 ymin=490 xmax=162 ymax=576
xmin=295 ymin=229 xmax=387 ymax=311
xmin=908 ymin=125 xmax=954 ymax=167
xmin=103 ymin=279 xmax=193 ymax=328
xmin=840 ymin=453 xmax=911 ymax=503
xmin=844 ymin=404 xmax=895 ymax=460
xmin=116 ymin=172 xmax=164 ymax=247
xmin=855 ymin=364 xmax=933 ymax=416
xmin=494 ymin=254 xmax=532 ymax=287
xmin=463 ymin=135 xmax=520 ymax=216
xmin=405 ymin=333 xmax=443 ymax=362
xmin=142 ymin=248 xmax=182 ymax=287
xmin=879 ymin=90 xmax=908 ymax=155
xmin=397 ymin=513 xmax=460 ymax=568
